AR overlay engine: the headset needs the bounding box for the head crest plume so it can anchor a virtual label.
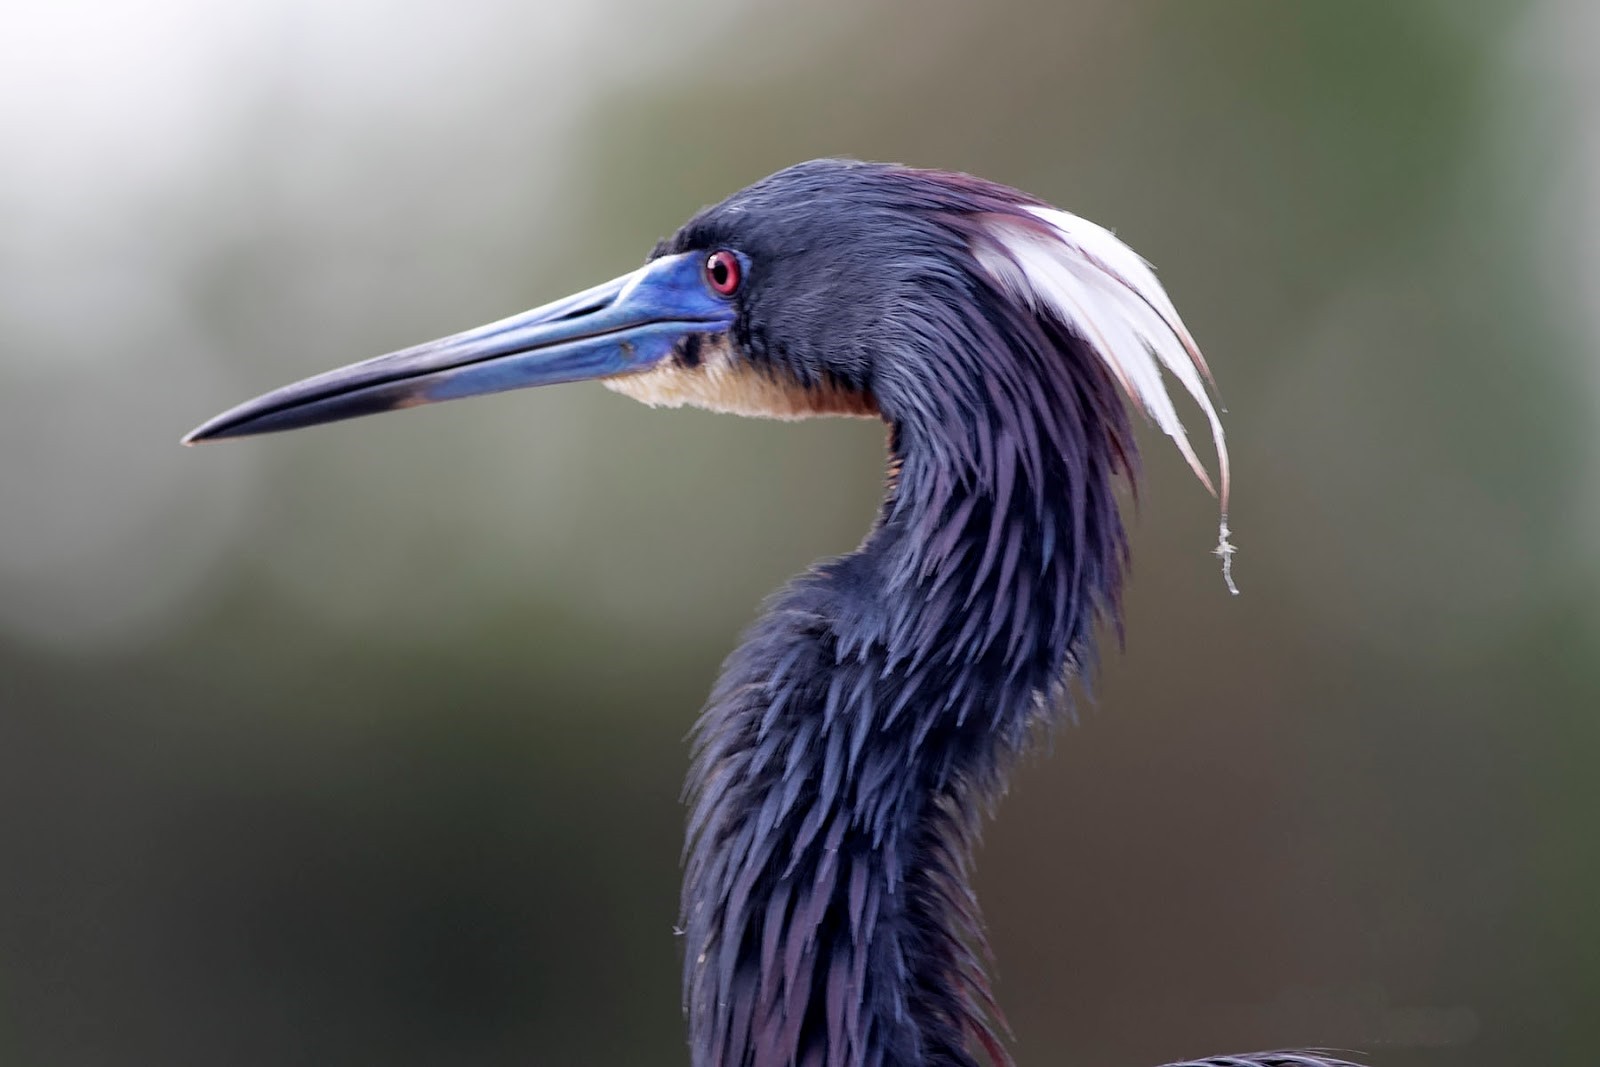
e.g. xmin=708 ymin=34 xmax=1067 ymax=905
xmin=970 ymin=203 xmax=1238 ymax=592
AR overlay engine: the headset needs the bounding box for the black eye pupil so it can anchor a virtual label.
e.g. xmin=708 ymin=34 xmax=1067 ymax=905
xmin=711 ymin=260 xmax=727 ymax=284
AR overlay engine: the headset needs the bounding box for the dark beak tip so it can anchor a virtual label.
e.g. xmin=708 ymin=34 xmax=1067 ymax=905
xmin=180 ymin=420 xmax=223 ymax=446
xmin=181 ymin=412 xmax=252 ymax=445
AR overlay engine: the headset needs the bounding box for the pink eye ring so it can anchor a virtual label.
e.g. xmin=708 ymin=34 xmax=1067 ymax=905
xmin=704 ymin=250 xmax=741 ymax=296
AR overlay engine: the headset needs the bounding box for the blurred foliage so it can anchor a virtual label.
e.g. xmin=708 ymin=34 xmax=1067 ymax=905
xmin=1 ymin=1 xmax=1597 ymax=1065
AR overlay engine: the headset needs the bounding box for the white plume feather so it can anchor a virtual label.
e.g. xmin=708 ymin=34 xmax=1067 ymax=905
xmin=974 ymin=207 xmax=1237 ymax=593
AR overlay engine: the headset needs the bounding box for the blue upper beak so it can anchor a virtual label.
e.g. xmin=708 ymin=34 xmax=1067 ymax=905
xmin=182 ymin=252 xmax=737 ymax=443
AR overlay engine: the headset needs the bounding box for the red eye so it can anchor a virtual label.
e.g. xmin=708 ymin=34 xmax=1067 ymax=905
xmin=704 ymin=250 xmax=741 ymax=296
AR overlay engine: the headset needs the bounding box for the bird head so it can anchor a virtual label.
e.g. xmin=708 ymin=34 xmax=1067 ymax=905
xmin=184 ymin=159 xmax=1232 ymax=584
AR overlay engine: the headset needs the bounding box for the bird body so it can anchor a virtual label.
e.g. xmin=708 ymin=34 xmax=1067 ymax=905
xmin=667 ymin=165 xmax=1144 ymax=1067
xmin=186 ymin=160 xmax=1343 ymax=1067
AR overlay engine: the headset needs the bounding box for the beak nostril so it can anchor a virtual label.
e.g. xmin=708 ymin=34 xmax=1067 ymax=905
xmin=551 ymin=296 xmax=611 ymax=323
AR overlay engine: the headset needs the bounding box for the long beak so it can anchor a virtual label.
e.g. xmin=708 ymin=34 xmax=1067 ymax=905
xmin=182 ymin=252 xmax=735 ymax=443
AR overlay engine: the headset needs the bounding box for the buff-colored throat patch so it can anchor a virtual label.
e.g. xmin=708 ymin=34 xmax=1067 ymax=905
xmin=605 ymin=333 xmax=878 ymax=421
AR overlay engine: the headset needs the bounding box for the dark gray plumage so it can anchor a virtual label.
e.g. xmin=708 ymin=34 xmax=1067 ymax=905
xmin=186 ymin=160 xmax=1349 ymax=1067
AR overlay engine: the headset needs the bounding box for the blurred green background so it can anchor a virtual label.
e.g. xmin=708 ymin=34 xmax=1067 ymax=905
xmin=2 ymin=1 xmax=1597 ymax=1065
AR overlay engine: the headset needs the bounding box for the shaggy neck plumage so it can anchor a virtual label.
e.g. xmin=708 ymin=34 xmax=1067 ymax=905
xmin=680 ymin=324 xmax=1133 ymax=1067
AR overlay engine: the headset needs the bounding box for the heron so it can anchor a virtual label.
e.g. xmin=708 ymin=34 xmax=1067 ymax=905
xmin=185 ymin=159 xmax=1352 ymax=1067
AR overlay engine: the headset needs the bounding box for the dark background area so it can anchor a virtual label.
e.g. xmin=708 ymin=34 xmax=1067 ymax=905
xmin=3 ymin=2 xmax=1597 ymax=1065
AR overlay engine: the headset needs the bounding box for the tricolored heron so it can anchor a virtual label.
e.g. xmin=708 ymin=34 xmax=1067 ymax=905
xmin=186 ymin=160 xmax=1351 ymax=1067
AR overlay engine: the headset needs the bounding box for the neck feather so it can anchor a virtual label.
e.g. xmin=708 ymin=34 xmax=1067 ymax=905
xmin=681 ymin=360 xmax=1132 ymax=1067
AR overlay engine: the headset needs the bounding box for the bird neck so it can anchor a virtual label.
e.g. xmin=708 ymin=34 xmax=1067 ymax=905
xmin=682 ymin=416 xmax=1129 ymax=1067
